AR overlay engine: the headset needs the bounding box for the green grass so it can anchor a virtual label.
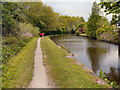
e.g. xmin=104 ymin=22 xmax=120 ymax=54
xmin=41 ymin=36 xmax=110 ymax=88
xmin=2 ymin=37 xmax=38 ymax=88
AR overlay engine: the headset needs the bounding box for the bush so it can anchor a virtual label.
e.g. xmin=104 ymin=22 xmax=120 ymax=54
xmin=19 ymin=23 xmax=39 ymax=37
xmin=2 ymin=36 xmax=19 ymax=46
xmin=96 ymin=25 xmax=112 ymax=38
xmin=2 ymin=35 xmax=32 ymax=64
xmin=98 ymin=31 xmax=118 ymax=43
xmin=75 ymin=31 xmax=81 ymax=36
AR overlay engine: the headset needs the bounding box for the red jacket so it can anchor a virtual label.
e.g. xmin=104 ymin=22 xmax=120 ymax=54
xmin=40 ymin=33 xmax=44 ymax=36
xmin=42 ymin=33 xmax=44 ymax=36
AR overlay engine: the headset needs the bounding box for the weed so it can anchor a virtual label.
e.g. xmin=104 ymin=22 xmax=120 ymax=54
xmin=99 ymin=69 xmax=118 ymax=88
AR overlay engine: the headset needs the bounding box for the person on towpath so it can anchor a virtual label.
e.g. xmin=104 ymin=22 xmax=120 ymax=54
xmin=42 ymin=33 xmax=44 ymax=37
xmin=40 ymin=33 xmax=42 ymax=37
xmin=40 ymin=33 xmax=44 ymax=37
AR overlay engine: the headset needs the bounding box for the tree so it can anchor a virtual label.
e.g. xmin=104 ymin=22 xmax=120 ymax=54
xmin=99 ymin=0 xmax=120 ymax=25
xmin=25 ymin=2 xmax=59 ymax=34
xmin=96 ymin=16 xmax=112 ymax=38
xmin=86 ymin=2 xmax=101 ymax=38
xmin=75 ymin=22 xmax=85 ymax=33
xmin=99 ymin=0 xmax=120 ymax=41
xmin=2 ymin=2 xmax=26 ymax=36
xmin=59 ymin=15 xmax=85 ymax=33
xmin=79 ymin=17 xmax=85 ymax=23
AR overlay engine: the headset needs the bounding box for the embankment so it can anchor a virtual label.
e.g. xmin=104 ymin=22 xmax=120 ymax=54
xmin=41 ymin=36 xmax=110 ymax=88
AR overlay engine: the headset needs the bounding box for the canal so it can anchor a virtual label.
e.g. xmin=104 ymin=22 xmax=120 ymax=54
xmin=50 ymin=35 xmax=120 ymax=85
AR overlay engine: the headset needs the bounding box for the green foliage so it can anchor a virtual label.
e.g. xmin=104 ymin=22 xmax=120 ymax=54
xmin=25 ymin=2 xmax=59 ymax=32
xmin=2 ymin=38 xmax=38 ymax=88
xmin=75 ymin=31 xmax=81 ymax=36
xmin=76 ymin=22 xmax=85 ymax=29
xmin=99 ymin=1 xmax=120 ymax=25
xmin=86 ymin=2 xmax=101 ymax=38
xmin=99 ymin=0 xmax=120 ymax=43
xmin=60 ymin=45 xmax=71 ymax=53
xmin=2 ymin=2 xmax=25 ymax=36
xmin=97 ymin=16 xmax=110 ymax=27
xmin=2 ymin=35 xmax=32 ymax=64
xmin=96 ymin=25 xmax=111 ymax=38
xmin=2 ymin=2 xmax=85 ymax=36
xmin=94 ymin=15 xmax=119 ymax=43
xmin=76 ymin=22 xmax=85 ymax=31
xmin=19 ymin=23 xmax=39 ymax=37
xmin=99 ymin=69 xmax=118 ymax=88
xmin=59 ymin=16 xmax=85 ymax=33
xmin=22 ymin=2 xmax=85 ymax=35
xmin=80 ymin=34 xmax=87 ymax=36
xmin=96 ymin=17 xmax=111 ymax=38
xmin=2 ymin=21 xmax=39 ymax=64
xmin=98 ymin=31 xmax=116 ymax=42
xmin=99 ymin=69 xmax=104 ymax=78
xmin=75 ymin=22 xmax=86 ymax=35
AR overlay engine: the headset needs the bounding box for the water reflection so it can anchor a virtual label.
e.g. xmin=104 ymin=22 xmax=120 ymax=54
xmin=86 ymin=40 xmax=108 ymax=73
xmin=51 ymin=35 xmax=119 ymax=85
xmin=106 ymin=67 xmax=119 ymax=84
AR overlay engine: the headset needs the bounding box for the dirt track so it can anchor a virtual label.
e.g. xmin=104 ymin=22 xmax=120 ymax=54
xmin=28 ymin=38 xmax=50 ymax=88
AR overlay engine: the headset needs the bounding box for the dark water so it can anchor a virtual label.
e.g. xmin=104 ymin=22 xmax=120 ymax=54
xmin=51 ymin=35 xmax=120 ymax=85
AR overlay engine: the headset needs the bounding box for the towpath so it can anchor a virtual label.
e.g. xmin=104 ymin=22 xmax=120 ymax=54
xmin=29 ymin=38 xmax=50 ymax=88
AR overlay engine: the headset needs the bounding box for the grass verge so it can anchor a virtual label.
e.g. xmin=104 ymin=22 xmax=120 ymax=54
xmin=2 ymin=37 xmax=38 ymax=88
xmin=41 ymin=36 xmax=110 ymax=88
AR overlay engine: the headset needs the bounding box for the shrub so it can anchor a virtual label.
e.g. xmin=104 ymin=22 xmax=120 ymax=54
xmin=2 ymin=35 xmax=32 ymax=64
xmin=96 ymin=25 xmax=112 ymax=38
xmin=2 ymin=36 xmax=19 ymax=46
xmin=19 ymin=23 xmax=39 ymax=37
xmin=75 ymin=31 xmax=81 ymax=36
xmin=2 ymin=39 xmax=21 ymax=64
xmin=98 ymin=31 xmax=117 ymax=43
xmin=21 ymin=33 xmax=33 ymax=38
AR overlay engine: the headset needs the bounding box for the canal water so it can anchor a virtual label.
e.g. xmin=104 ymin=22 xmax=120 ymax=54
xmin=50 ymin=35 xmax=120 ymax=85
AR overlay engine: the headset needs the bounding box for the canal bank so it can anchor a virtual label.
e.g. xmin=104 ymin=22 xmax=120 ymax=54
xmin=41 ymin=36 xmax=110 ymax=88
xmin=79 ymin=34 xmax=120 ymax=45
xmin=50 ymin=35 xmax=119 ymax=87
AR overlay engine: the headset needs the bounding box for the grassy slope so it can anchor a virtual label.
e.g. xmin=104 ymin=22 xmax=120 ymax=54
xmin=2 ymin=37 xmax=38 ymax=88
xmin=41 ymin=37 xmax=110 ymax=88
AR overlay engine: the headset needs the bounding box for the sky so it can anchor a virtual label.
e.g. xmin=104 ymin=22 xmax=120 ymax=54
xmin=42 ymin=0 xmax=112 ymax=22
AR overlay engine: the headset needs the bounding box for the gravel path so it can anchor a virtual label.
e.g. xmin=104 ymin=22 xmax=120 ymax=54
xmin=28 ymin=38 xmax=50 ymax=88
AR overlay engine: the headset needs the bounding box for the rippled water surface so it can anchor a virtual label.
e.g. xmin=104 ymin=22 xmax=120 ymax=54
xmin=51 ymin=35 xmax=120 ymax=85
